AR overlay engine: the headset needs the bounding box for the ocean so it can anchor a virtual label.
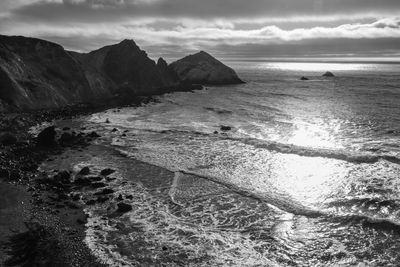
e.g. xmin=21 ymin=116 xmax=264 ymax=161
xmin=43 ymin=60 xmax=400 ymax=266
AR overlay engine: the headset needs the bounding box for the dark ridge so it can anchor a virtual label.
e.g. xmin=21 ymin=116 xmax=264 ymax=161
xmin=0 ymin=34 xmax=243 ymax=112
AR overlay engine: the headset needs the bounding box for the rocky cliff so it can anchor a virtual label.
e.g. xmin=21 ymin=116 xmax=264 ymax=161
xmin=168 ymin=51 xmax=244 ymax=85
xmin=72 ymin=39 xmax=178 ymax=97
xmin=0 ymin=35 xmax=96 ymax=110
xmin=0 ymin=35 xmax=243 ymax=112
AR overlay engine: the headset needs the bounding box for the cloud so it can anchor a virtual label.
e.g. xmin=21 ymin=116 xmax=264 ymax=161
xmin=0 ymin=1 xmax=400 ymax=58
xmin=6 ymin=0 xmax=400 ymax=24
xmin=3 ymin=16 xmax=399 ymax=45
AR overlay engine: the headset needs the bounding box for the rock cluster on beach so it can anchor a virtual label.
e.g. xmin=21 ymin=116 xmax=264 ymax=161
xmin=0 ymin=35 xmax=244 ymax=112
xmin=0 ymin=112 xmax=142 ymax=265
xmin=0 ymin=114 xmax=109 ymax=265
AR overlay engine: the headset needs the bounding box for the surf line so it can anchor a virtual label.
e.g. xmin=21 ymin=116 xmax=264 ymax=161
xmin=175 ymin=170 xmax=400 ymax=233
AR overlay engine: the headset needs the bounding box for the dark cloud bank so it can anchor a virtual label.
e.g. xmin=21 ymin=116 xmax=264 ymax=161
xmin=1 ymin=0 xmax=400 ymax=59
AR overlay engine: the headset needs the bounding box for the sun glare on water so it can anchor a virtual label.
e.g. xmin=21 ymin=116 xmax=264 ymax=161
xmin=287 ymin=120 xmax=343 ymax=149
xmin=270 ymin=120 xmax=348 ymax=205
xmin=263 ymin=62 xmax=368 ymax=72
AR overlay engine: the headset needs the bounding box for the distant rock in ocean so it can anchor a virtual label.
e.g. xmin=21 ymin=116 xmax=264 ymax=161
xmin=169 ymin=51 xmax=244 ymax=85
xmin=322 ymin=71 xmax=335 ymax=77
xmin=300 ymin=76 xmax=309 ymax=80
xmin=0 ymin=35 xmax=244 ymax=112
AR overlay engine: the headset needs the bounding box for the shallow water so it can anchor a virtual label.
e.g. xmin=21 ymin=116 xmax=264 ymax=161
xmin=47 ymin=61 xmax=400 ymax=266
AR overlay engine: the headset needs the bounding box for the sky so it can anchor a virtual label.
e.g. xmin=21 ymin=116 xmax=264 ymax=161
xmin=0 ymin=0 xmax=400 ymax=60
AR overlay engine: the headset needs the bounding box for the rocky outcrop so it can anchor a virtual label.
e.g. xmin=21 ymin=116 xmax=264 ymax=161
xmin=0 ymin=35 xmax=243 ymax=112
xmin=73 ymin=40 xmax=178 ymax=96
xmin=168 ymin=51 xmax=244 ymax=85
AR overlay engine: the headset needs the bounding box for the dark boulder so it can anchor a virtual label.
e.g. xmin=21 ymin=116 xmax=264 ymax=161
xmin=71 ymin=193 xmax=81 ymax=201
xmin=74 ymin=177 xmax=92 ymax=186
xmin=168 ymin=51 xmax=244 ymax=85
xmin=91 ymin=182 xmax=106 ymax=189
xmin=37 ymin=126 xmax=57 ymax=146
xmin=220 ymin=126 xmax=232 ymax=131
xmin=0 ymin=168 xmax=9 ymax=179
xmin=65 ymin=201 xmax=80 ymax=209
xmin=100 ymin=168 xmax=115 ymax=176
xmin=117 ymin=202 xmax=132 ymax=213
xmin=0 ymin=132 xmax=17 ymax=145
xmin=86 ymin=199 xmax=96 ymax=205
xmin=94 ymin=188 xmax=114 ymax=195
xmin=54 ymin=171 xmax=71 ymax=184
xmin=89 ymin=176 xmax=103 ymax=182
xmin=300 ymin=76 xmax=309 ymax=80
xmin=78 ymin=166 xmax=90 ymax=175
xmin=9 ymin=171 xmax=20 ymax=181
xmin=322 ymin=71 xmax=335 ymax=77
xmin=59 ymin=132 xmax=74 ymax=143
xmin=87 ymin=131 xmax=100 ymax=138
xmin=96 ymin=196 xmax=109 ymax=203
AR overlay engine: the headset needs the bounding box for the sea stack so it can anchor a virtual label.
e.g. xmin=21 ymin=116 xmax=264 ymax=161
xmin=168 ymin=51 xmax=244 ymax=85
xmin=322 ymin=71 xmax=335 ymax=77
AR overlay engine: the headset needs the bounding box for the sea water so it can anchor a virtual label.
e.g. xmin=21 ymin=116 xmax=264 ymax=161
xmin=63 ymin=61 xmax=400 ymax=266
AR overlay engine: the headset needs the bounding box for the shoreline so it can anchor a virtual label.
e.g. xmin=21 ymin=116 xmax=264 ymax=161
xmin=0 ymin=98 xmax=155 ymax=266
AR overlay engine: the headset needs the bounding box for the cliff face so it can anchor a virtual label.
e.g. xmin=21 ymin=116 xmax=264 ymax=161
xmin=168 ymin=51 xmax=244 ymax=85
xmin=0 ymin=35 xmax=243 ymax=112
xmin=0 ymin=35 xmax=97 ymax=110
xmin=73 ymin=40 xmax=178 ymax=96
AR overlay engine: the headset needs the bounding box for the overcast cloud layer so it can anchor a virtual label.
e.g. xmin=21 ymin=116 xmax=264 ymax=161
xmin=1 ymin=0 xmax=400 ymax=59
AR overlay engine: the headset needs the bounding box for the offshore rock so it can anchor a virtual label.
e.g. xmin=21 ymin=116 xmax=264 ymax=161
xmin=322 ymin=71 xmax=335 ymax=77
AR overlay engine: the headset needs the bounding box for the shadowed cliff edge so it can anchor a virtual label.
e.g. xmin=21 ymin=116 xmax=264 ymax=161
xmin=0 ymin=35 xmax=244 ymax=112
